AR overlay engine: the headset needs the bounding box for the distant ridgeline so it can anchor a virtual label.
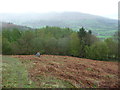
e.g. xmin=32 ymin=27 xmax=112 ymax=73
xmin=1 ymin=22 xmax=32 ymax=31
xmin=0 ymin=12 xmax=117 ymax=39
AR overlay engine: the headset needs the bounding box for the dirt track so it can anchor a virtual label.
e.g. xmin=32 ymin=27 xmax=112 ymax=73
xmin=12 ymin=55 xmax=119 ymax=88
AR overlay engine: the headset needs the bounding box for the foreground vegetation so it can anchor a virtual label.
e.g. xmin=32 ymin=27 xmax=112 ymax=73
xmin=2 ymin=56 xmax=75 ymax=88
xmin=2 ymin=56 xmax=36 ymax=88
xmin=2 ymin=55 xmax=119 ymax=88
xmin=2 ymin=26 xmax=119 ymax=61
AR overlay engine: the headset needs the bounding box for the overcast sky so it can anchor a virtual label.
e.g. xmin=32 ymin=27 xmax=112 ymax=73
xmin=0 ymin=0 xmax=119 ymax=19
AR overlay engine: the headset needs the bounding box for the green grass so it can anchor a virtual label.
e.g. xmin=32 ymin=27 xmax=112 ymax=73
xmin=86 ymin=68 xmax=93 ymax=71
xmin=97 ymin=35 xmax=112 ymax=38
xmin=2 ymin=56 xmax=37 ymax=88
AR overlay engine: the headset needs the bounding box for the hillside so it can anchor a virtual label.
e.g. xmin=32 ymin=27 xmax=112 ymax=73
xmin=2 ymin=55 xmax=119 ymax=88
xmin=0 ymin=12 xmax=117 ymax=38
xmin=1 ymin=22 xmax=32 ymax=30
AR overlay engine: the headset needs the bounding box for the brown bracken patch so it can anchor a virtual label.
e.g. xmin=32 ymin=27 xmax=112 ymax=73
xmin=12 ymin=55 xmax=119 ymax=88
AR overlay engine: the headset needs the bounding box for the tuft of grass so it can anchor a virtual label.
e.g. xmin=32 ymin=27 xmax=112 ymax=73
xmin=86 ymin=68 xmax=93 ymax=71
xmin=104 ymin=74 xmax=116 ymax=78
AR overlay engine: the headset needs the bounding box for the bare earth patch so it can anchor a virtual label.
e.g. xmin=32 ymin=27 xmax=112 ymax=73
xmin=12 ymin=55 xmax=119 ymax=88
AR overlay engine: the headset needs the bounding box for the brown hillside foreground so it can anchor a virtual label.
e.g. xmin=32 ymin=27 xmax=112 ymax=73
xmin=12 ymin=55 xmax=119 ymax=88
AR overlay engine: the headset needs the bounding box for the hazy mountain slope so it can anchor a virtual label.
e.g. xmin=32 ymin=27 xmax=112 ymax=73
xmin=0 ymin=12 xmax=117 ymax=37
xmin=1 ymin=22 xmax=32 ymax=30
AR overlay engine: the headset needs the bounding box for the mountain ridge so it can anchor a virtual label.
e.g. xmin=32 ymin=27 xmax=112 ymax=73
xmin=0 ymin=12 xmax=117 ymax=38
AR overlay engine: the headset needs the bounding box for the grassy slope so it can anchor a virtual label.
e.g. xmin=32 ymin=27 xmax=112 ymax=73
xmin=2 ymin=55 xmax=119 ymax=88
xmin=2 ymin=56 xmax=36 ymax=88
xmin=2 ymin=56 xmax=74 ymax=88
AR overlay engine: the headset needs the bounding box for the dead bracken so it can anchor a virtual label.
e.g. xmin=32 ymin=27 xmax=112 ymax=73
xmin=12 ymin=55 xmax=119 ymax=88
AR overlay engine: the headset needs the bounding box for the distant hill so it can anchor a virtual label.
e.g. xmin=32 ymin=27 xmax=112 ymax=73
xmin=1 ymin=22 xmax=32 ymax=30
xmin=0 ymin=12 xmax=118 ymax=38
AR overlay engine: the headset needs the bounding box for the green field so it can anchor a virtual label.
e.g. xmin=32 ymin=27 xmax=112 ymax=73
xmin=2 ymin=56 xmax=36 ymax=88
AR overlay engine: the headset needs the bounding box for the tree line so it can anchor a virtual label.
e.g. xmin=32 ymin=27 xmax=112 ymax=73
xmin=2 ymin=26 xmax=119 ymax=61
